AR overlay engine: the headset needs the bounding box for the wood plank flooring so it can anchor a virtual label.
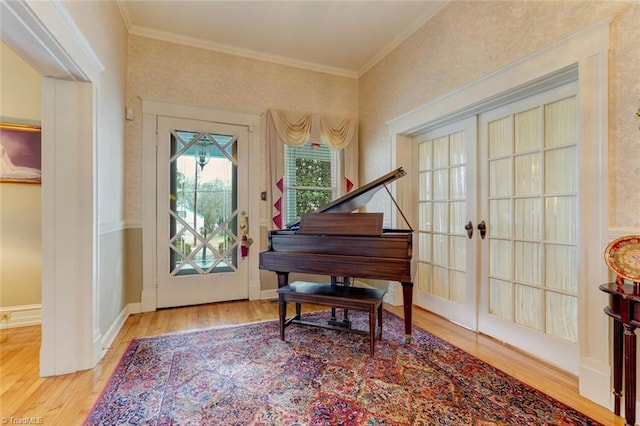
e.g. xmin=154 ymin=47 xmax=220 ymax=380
xmin=0 ymin=300 xmax=623 ymax=425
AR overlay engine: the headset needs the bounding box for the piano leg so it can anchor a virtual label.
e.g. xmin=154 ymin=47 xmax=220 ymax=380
xmin=276 ymin=272 xmax=289 ymax=288
xmin=329 ymin=276 xmax=352 ymax=329
xmin=401 ymin=282 xmax=413 ymax=343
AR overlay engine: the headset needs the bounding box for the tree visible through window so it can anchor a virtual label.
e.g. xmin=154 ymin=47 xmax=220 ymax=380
xmin=284 ymin=141 xmax=337 ymax=225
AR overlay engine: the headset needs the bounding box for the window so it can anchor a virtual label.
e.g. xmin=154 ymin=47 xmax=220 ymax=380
xmin=284 ymin=141 xmax=338 ymax=225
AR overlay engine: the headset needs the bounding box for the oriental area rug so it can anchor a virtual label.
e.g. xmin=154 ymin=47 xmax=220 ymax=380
xmin=85 ymin=311 xmax=601 ymax=425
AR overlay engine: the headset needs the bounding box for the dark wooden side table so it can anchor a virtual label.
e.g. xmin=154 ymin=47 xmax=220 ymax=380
xmin=600 ymin=282 xmax=640 ymax=426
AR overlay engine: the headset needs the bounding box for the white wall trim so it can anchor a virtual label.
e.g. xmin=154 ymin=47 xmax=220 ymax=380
xmin=41 ymin=78 xmax=98 ymax=376
xmin=0 ymin=304 xmax=42 ymax=329
xmin=99 ymin=303 xmax=141 ymax=357
xmin=3 ymin=0 xmax=105 ymax=378
xmin=386 ymin=16 xmax=611 ymax=409
xmin=0 ymin=0 xmax=104 ymax=81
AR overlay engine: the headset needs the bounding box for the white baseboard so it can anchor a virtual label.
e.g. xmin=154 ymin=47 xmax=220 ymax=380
xmin=579 ymin=358 xmax=611 ymax=410
xmin=99 ymin=303 xmax=141 ymax=355
xmin=261 ymin=289 xmax=278 ymax=300
xmin=0 ymin=304 xmax=41 ymax=329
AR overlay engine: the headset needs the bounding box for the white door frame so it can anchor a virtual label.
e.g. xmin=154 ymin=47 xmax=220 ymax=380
xmin=141 ymin=99 xmax=261 ymax=312
xmin=387 ymin=19 xmax=610 ymax=408
xmin=1 ymin=0 xmax=105 ymax=375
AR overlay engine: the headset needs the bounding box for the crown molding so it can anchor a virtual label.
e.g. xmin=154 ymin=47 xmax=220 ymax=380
xmin=129 ymin=25 xmax=359 ymax=79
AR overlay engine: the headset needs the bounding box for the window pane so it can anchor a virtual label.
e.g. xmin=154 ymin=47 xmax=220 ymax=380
xmin=284 ymin=141 xmax=335 ymax=224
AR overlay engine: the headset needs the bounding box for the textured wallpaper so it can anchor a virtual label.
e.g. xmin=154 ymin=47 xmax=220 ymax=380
xmin=359 ymin=1 xmax=640 ymax=228
xmin=125 ymin=36 xmax=358 ymax=221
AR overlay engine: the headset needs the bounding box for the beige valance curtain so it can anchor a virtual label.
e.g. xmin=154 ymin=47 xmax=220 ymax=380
xmin=266 ymin=108 xmax=358 ymax=229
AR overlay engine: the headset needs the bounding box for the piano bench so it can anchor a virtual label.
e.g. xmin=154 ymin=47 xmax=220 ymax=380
xmin=277 ymin=281 xmax=386 ymax=356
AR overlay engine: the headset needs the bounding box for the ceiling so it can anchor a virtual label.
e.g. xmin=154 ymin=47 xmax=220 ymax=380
xmin=116 ymin=1 xmax=448 ymax=78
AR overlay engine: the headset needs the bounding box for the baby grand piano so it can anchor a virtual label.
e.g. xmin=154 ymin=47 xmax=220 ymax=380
xmin=259 ymin=167 xmax=415 ymax=341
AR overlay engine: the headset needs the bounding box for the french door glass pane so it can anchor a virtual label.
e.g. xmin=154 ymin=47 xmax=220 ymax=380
xmin=449 ymin=131 xmax=466 ymax=165
xmin=450 ymin=166 xmax=466 ymax=199
xmin=489 ymin=239 xmax=512 ymax=279
xmin=450 ymin=270 xmax=466 ymax=304
xmin=433 ymin=234 xmax=448 ymax=265
xmin=432 ymin=202 xmax=448 ymax=233
xmin=432 ymin=266 xmax=449 ymax=298
xmin=546 ymin=292 xmax=577 ymax=341
xmin=419 ymin=202 xmax=432 ymax=231
xmin=489 ymin=158 xmax=512 ymax=197
xmin=514 ymin=108 xmax=540 ymax=153
xmin=488 ymin=117 xmax=512 ymax=157
xmin=433 ymin=136 xmax=448 ymax=168
xmin=417 ymin=262 xmax=432 ymax=292
xmin=514 ymin=241 xmax=541 ymax=285
xmin=419 ymin=232 xmax=431 ymax=262
xmin=450 ymin=236 xmax=466 ymax=270
xmin=450 ymin=201 xmax=465 ymax=234
xmin=515 ymin=284 xmax=543 ymax=331
xmin=514 ymin=153 xmax=541 ymax=196
xmin=544 ymin=196 xmax=576 ymax=243
xmin=419 ymin=140 xmax=432 ymax=169
xmin=545 ymin=97 xmax=577 ymax=147
xmin=433 ymin=169 xmax=449 ymax=199
xmin=489 ymin=199 xmax=511 ymax=238
xmin=545 ymin=147 xmax=577 ymax=193
xmin=514 ymin=198 xmax=541 ymax=240
xmin=490 ymin=278 xmax=512 ymax=319
xmin=418 ymin=172 xmax=432 ymax=200
xmin=545 ymin=244 xmax=577 ymax=292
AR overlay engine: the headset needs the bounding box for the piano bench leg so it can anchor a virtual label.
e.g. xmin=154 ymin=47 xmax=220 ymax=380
xmin=377 ymin=303 xmax=383 ymax=340
xmin=279 ymin=299 xmax=287 ymax=341
xmin=369 ymin=306 xmax=376 ymax=356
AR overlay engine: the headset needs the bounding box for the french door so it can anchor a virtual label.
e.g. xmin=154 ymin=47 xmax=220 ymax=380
xmin=478 ymin=83 xmax=579 ymax=374
xmin=414 ymin=117 xmax=478 ymax=330
xmin=414 ymin=82 xmax=579 ymax=374
xmin=156 ymin=116 xmax=249 ymax=308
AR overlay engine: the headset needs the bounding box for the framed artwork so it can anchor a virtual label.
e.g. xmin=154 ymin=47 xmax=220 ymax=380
xmin=0 ymin=122 xmax=42 ymax=184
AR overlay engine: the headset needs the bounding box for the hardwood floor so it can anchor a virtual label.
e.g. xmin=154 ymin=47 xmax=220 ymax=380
xmin=0 ymin=300 xmax=623 ymax=425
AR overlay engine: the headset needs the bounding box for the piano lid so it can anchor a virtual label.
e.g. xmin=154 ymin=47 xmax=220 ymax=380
xmin=285 ymin=167 xmax=408 ymax=230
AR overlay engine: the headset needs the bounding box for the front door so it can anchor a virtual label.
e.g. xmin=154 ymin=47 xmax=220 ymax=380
xmin=156 ymin=116 xmax=249 ymax=308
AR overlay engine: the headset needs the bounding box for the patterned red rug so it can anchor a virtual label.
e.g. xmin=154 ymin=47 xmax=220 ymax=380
xmin=85 ymin=310 xmax=602 ymax=425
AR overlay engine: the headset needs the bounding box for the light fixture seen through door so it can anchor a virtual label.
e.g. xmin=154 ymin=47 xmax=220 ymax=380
xmin=197 ymin=137 xmax=210 ymax=169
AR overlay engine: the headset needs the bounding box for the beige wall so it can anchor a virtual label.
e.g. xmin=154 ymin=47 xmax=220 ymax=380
xmin=125 ymin=35 xmax=358 ymax=222
xmin=0 ymin=42 xmax=42 ymax=308
xmin=358 ymin=1 xmax=640 ymax=229
xmin=125 ymin=35 xmax=359 ymax=291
